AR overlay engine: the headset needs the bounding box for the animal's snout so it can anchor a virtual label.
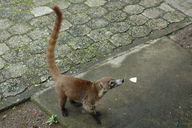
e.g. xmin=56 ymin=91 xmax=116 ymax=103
xmin=115 ymin=79 xmax=124 ymax=85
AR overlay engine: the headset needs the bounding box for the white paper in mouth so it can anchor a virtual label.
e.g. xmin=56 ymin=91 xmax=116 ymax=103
xmin=129 ymin=77 xmax=137 ymax=83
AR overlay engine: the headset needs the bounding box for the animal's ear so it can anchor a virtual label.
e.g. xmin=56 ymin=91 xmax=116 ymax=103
xmin=99 ymin=82 xmax=104 ymax=89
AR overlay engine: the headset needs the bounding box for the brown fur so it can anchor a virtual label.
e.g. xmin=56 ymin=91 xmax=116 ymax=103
xmin=47 ymin=6 xmax=124 ymax=124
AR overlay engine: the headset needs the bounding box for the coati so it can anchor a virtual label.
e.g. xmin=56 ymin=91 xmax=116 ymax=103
xmin=47 ymin=6 xmax=124 ymax=124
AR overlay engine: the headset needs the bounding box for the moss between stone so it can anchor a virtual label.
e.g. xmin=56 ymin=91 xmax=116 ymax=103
xmin=15 ymin=46 xmax=30 ymax=52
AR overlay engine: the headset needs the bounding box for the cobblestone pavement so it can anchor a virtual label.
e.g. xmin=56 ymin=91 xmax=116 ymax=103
xmin=0 ymin=0 xmax=192 ymax=110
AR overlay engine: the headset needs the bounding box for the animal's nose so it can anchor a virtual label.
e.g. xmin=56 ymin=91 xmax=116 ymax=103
xmin=115 ymin=79 xmax=125 ymax=85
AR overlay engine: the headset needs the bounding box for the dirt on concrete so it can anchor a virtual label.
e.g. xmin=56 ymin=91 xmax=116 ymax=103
xmin=0 ymin=101 xmax=63 ymax=128
xmin=170 ymin=24 xmax=192 ymax=49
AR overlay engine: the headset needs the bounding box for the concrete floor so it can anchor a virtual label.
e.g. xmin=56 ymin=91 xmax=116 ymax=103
xmin=32 ymin=37 xmax=192 ymax=128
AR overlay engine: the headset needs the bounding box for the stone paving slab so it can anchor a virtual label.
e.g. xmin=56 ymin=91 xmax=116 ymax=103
xmin=166 ymin=0 xmax=192 ymax=17
xmin=32 ymin=37 xmax=192 ymax=128
xmin=0 ymin=0 xmax=192 ymax=111
xmin=0 ymin=85 xmax=41 ymax=112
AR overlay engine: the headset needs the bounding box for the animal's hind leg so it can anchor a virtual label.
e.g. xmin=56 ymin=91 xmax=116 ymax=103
xmin=60 ymin=95 xmax=68 ymax=116
xmin=55 ymin=87 xmax=68 ymax=116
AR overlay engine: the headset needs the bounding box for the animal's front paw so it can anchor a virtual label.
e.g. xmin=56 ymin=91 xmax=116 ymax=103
xmin=91 ymin=112 xmax=102 ymax=125
xmin=96 ymin=119 xmax=102 ymax=125
xmin=95 ymin=111 xmax=101 ymax=117
xmin=62 ymin=108 xmax=68 ymax=116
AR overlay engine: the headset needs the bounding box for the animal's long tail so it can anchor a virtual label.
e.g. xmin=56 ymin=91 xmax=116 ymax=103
xmin=47 ymin=6 xmax=62 ymax=80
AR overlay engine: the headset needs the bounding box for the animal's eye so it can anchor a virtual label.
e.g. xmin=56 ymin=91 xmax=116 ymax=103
xmin=110 ymin=82 xmax=114 ymax=85
xmin=109 ymin=80 xmax=115 ymax=86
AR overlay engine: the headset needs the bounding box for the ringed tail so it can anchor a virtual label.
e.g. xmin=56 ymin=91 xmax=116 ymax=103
xmin=47 ymin=6 xmax=62 ymax=80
